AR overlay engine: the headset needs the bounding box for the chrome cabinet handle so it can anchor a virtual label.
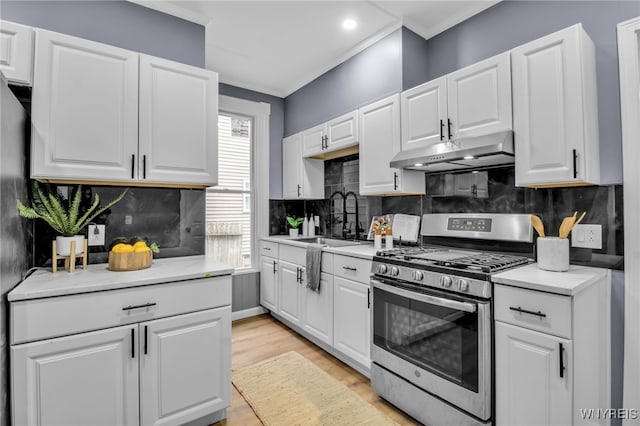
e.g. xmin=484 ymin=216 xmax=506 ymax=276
xmin=342 ymin=266 xmax=357 ymax=271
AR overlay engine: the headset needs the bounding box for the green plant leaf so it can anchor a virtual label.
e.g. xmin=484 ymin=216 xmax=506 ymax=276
xmin=74 ymin=189 xmax=128 ymax=234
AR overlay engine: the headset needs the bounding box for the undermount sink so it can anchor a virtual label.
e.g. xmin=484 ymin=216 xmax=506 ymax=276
xmin=296 ymin=237 xmax=365 ymax=247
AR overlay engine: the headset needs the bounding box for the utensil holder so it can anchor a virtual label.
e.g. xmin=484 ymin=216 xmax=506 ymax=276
xmin=374 ymin=234 xmax=382 ymax=250
xmin=537 ymin=237 xmax=569 ymax=272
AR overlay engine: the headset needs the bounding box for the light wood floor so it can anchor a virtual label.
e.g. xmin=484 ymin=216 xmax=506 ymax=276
xmin=213 ymin=314 xmax=420 ymax=425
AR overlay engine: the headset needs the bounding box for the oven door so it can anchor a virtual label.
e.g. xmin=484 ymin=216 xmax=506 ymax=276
xmin=371 ymin=277 xmax=491 ymax=421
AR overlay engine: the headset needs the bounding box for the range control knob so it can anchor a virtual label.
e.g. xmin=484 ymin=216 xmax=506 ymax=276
xmin=440 ymin=275 xmax=453 ymax=288
xmin=377 ymin=264 xmax=389 ymax=274
xmin=412 ymin=270 xmax=424 ymax=281
xmin=390 ymin=266 xmax=400 ymax=276
xmin=456 ymin=279 xmax=469 ymax=292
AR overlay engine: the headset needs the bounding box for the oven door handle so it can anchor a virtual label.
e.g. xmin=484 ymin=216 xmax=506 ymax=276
xmin=372 ymin=279 xmax=477 ymax=313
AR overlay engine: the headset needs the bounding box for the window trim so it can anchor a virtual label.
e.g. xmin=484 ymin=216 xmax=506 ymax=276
xmin=218 ymin=95 xmax=270 ymax=270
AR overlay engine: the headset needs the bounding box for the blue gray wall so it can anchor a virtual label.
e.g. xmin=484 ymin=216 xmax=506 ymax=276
xmin=284 ymin=28 xmax=403 ymax=137
xmin=219 ymin=83 xmax=285 ymax=199
xmin=0 ymin=0 xmax=205 ymax=67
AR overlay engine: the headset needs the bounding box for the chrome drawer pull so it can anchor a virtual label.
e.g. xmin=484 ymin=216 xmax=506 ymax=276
xmin=342 ymin=266 xmax=357 ymax=271
xmin=123 ymin=302 xmax=157 ymax=311
xmin=509 ymin=306 xmax=546 ymax=318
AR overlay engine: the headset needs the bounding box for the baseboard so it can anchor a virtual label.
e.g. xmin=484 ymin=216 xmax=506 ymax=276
xmin=232 ymin=306 xmax=268 ymax=321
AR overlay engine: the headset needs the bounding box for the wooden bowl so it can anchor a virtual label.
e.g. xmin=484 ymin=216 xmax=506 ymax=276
xmin=108 ymin=250 xmax=152 ymax=271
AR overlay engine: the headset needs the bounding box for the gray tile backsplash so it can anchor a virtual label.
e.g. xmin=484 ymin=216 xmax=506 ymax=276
xmin=270 ymin=157 xmax=623 ymax=270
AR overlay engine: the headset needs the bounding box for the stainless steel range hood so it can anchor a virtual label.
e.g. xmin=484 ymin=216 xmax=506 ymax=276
xmin=390 ymin=130 xmax=514 ymax=173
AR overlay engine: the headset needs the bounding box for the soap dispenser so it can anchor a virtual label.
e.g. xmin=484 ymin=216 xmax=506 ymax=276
xmin=302 ymin=215 xmax=309 ymax=236
xmin=308 ymin=215 xmax=315 ymax=237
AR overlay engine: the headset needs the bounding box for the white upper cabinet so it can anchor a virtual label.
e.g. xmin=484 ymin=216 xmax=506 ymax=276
xmin=30 ymin=29 xmax=218 ymax=187
xmin=282 ymin=133 xmax=324 ymax=199
xmin=139 ymin=54 xmax=218 ymax=186
xmin=401 ymin=76 xmax=447 ymax=151
xmin=0 ymin=20 xmax=33 ymax=85
xmin=359 ymin=94 xmax=424 ymax=195
xmin=400 ymin=52 xmax=512 ymax=151
xmin=31 ymin=29 xmax=139 ymax=182
xmin=513 ymin=24 xmax=600 ymax=187
xmin=302 ymin=110 xmax=358 ymax=159
xmin=447 ymin=52 xmax=512 ymax=139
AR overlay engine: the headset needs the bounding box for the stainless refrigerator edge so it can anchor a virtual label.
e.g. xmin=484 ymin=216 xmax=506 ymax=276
xmin=0 ymin=73 xmax=30 ymax=426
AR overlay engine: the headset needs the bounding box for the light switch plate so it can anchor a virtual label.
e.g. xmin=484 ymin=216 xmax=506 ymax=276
xmin=571 ymin=224 xmax=602 ymax=249
xmin=88 ymin=224 xmax=106 ymax=246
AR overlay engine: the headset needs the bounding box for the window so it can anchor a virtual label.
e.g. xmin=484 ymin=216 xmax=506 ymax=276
xmin=206 ymin=113 xmax=253 ymax=269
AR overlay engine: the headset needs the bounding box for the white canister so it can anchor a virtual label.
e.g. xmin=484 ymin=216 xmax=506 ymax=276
xmin=537 ymin=237 xmax=569 ymax=272
xmin=385 ymin=235 xmax=393 ymax=249
xmin=374 ymin=234 xmax=382 ymax=250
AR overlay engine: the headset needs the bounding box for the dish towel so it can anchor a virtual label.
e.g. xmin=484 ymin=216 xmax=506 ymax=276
xmin=306 ymin=243 xmax=323 ymax=292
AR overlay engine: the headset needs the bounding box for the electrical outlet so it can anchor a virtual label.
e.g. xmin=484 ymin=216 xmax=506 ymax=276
xmin=571 ymin=224 xmax=602 ymax=249
xmin=88 ymin=224 xmax=106 ymax=246
xmin=125 ymin=215 xmax=133 ymax=225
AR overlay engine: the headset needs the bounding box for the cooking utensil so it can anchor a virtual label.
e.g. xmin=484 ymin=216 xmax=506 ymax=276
xmin=559 ymin=216 xmax=576 ymax=239
xmin=574 ymin=211 xmax=587 ymax=226
xmin=530 ymin=215 xmax=545 ymax=237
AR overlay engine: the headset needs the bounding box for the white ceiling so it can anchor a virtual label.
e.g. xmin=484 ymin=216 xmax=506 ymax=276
xmin=131 ymin=1 xmax=499 ymax=97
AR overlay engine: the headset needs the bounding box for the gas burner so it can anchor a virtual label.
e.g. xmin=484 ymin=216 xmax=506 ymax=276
xmin=437 ymin=253 xmax=531 ymax=273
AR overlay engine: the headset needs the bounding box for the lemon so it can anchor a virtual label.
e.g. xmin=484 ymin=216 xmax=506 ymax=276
xmin=112 ymin=243 xmax=134 ymax=254
xmin=134 ymin=246 xmax=151 ymax=253
xmin=133 ymin=241 xmax=148 ymax=249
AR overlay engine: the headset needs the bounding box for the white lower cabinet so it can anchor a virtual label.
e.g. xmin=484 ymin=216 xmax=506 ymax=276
xmin=259 ymin=255 xmax=278 ymax=311
xmin=278 ymin=260 xmax=304 ymax=326
xmin=302 ymin=272 xmax=334 ymax=345
xmin=260 ymin=241 xmax=371 ymax=374
xmin=140 ymin=308 xmax=231 ymax=426
xmin=11 ymin=275 xmax=232 ymax=426
xmin=495 ymin=321 xmax=572 ymax=426
xmin=333 ymin=276 xmax=370 ymax=369
xmin=493 ymin=265 xmax=610 ymax=426
xmin=12 ymin=324 xmax=140 ymax=426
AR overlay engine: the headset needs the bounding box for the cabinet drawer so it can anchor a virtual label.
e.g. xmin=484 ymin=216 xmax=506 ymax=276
xmin=11 ymin=276 xmax=231 ymax=345
xmin=494 ymin=284 xmax=572 ymax=339
xmin=260 ymin=240 xmax=279 ymax=258
xmin=333 ymin=255 xmax=372 ymax=284
xmin=279 ymin=244 xmax=306 ymax=265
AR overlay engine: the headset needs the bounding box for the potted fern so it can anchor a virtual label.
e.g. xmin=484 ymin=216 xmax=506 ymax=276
xmin=17 ymin=183 xmax=128 ymax=256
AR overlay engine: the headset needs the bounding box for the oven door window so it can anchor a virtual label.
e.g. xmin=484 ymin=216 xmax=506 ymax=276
xmin=373 ymin=286 xmax=479 ymax=392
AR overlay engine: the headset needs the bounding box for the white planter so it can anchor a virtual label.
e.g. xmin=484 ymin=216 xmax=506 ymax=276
xmin=289 ymin=228 xmax=299 ymax=238
xmin=56 ymin=235 xmax=85 ymax=256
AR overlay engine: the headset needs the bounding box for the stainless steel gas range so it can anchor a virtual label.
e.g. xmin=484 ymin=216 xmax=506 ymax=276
xmin=370 ymin=213 xmax=533 ymax=426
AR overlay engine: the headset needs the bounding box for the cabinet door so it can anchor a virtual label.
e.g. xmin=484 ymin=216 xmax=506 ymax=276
xmin=301 ymin=123 xmax=326 ymax=157
xmin=282 ymin=134 xmax=302 ymax=199
xmin=140 ymin=307 xmax=231 ymax=426
xmin=401 ymin=76 xmax=447 ymax=150
xmin=278 ymin=261 xmax=303 ymax=326
xmin=11 ymin=324 xmax=139 ymax=426
xmin=359 ymin=94 xmax=402 ymax=195
xmin=31 ymin=29 xmax=139 ymax=182
xmin=333 ymin=276 xmax=370 ymax=369
xmin=447 ymin=52 xmax=512 ymax=139
xmin=139 ymin=54 xmax=218 ymax=186
xmin=303 ymin=272 xmax=334 ymax=345
xmin=495 ymin=321 xmax=572 ymax=426
xmin=0 ymin=20 xmax=33 ymax=85
xmin=327 ymin=111 xmax=358 ymax=150
xmin=512 ymin=24 xmax=599 ymax=187
xmin=260 ymin=256 xmax=278 ymax=311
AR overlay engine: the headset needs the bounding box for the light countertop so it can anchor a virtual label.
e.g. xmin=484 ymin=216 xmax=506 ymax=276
xmin=9 ymin=255 xmax=233 ymax=302
xmin=492 ymin=263 xmax=609 ymax=296
xmin=262 ymin=236 xmax=378 ymax=260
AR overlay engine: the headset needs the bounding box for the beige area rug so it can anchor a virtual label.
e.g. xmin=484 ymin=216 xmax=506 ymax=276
xmin=232 ymin=351 xmax=399 ymax=425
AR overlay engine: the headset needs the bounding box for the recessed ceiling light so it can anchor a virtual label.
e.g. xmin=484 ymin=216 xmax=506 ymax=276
xmin=342 ymin=19 xmax=357 ymax=30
